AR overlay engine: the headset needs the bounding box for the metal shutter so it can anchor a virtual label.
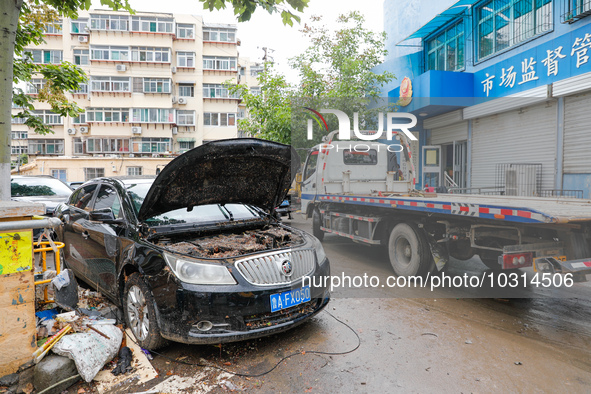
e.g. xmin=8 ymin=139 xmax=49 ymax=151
xmin=471 ymin=101 xmax=556 ymax=191
xmin=563 ymin=91 xmax=591 ymax=173
xmin=429 ymin=122 xmax=468 ymax=145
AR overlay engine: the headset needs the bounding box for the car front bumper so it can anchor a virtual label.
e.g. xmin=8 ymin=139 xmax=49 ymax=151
xmin=152 ymin=258 xmax=331 ymax=345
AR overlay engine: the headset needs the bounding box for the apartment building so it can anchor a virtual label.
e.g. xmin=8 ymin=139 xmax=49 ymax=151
xmin=11 ymin=10 xmax=258 ymax=182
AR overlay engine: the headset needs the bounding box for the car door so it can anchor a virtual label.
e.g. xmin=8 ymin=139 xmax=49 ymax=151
xmin=62 ymin=183 xmax=98 ymax=280
xmin=82 ymin=183 xmax=126 ymax=298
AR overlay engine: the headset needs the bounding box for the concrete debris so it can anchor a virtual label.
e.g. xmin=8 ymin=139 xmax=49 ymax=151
xmin=33 ymin=355 xmax=80 ymax=394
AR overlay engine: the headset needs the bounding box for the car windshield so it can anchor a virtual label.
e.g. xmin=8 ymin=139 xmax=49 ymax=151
xmin=11 ymin=177 xmax=73 ymax=197
xmin=125 ymin=180 xmax=262 ymax=226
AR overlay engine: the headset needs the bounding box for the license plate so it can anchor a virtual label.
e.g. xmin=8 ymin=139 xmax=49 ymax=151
xmin=270 ymin=286 xmax=311 ymax=312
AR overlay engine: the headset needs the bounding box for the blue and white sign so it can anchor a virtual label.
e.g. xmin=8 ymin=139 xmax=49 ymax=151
xmin=475 ymin=24 xmax=591 ymax=97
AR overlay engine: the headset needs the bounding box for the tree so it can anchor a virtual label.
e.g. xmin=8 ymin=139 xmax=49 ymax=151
xmin=229 ymin=64 xmax=294 ymax=144
xmin=0 ymin=0 xmax=310 ymax=200
xmin=232 ymin=11 xmax=395 ymax=153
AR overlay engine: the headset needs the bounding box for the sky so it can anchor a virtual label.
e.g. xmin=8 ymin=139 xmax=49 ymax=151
xmin=91 ymin=0 xmax=386 ymax=82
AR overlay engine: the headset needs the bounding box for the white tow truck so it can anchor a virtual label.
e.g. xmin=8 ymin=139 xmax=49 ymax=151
xmin=300 ymin=130 xmax=591 ymax=280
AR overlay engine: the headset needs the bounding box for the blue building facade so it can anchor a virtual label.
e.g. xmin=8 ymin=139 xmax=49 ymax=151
xmin=380 ymin=0 xmax=591 ymax=198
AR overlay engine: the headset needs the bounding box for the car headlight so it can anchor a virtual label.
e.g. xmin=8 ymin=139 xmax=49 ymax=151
xmin=163 ymin=253 xmax=237 ymax=285
xmin=310 ymin=234 xmax=327 ymax=265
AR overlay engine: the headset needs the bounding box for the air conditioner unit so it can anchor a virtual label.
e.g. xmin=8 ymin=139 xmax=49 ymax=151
xmin=132 ymin=126 xmax=142 ymax=134
xmin=178 ymin=97 xmax=187 ymax=105
xmin=172 ymin=127 xmax=178 ymax=135
xmin=67 ymin=128 xmax=76 ymax=135
xmin=129 ymin=153 xmax=135 ymax=158
xmin=78 ymin=36 xmax=88 ymax=43
xmin=79 ymin=126 xmax=88 ymax=134
xmin=116 ymin=64 xmax=127 ymax=72
xmin=172 ymin=96 xmax=177 ymax=103
xmin=171 ymin=66 xmax=177 ymax=73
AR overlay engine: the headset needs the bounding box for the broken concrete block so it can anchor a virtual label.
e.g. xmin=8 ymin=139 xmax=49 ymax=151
xmin=0 ymin=373 xmax=19 ymax=387
xmin=33 ymin=355 xmax=80 ymax=394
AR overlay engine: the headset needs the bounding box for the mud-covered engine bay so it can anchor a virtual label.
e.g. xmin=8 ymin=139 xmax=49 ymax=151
xmin=155 ymin=225 xmax=304 ymax=259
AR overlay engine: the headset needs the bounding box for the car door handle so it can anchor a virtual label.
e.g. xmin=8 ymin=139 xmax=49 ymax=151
xmin=82 ymin=231 xmax=90 ymax=240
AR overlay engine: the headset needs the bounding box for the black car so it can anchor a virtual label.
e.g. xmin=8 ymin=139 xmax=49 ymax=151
xmin=11 ymin=175 xmax=73 ymax=215
xmin=55 ymin=139 xmax=330 ymax=349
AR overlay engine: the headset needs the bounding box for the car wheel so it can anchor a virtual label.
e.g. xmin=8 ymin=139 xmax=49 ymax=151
xmin=124 ymin=273 xmax=167 ymax=350
xmin=388 ymin=222 xmax=431 ymax=277
xmin=312 ymin=209 xmax=324 ymax=242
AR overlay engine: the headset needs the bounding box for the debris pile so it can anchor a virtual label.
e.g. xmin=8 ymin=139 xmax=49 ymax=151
xmin=158 ymin=226 xmax=303 ymax=258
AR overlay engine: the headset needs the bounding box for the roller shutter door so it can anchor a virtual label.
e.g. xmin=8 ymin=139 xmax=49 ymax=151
xmin=471 ymin=101 xmax=556 ymax=191
xmin=563 ymin=91 xmax=591 ymax=173
xmin=429 ymin=122 xmax=468 ymax=145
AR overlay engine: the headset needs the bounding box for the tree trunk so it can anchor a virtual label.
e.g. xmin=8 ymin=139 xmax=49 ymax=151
xmin=0 ymin=0 xmax=23 ymax=200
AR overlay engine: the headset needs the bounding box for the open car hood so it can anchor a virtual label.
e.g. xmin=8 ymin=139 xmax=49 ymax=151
xmin=137 ymin=138 xmax=299 ymax=222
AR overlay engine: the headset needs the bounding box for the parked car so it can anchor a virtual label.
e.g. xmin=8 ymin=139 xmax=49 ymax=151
xmin=68 ymin=181 xmax=85 ymax=190
xmin=54 ymin=139 xmax=330 ymax=349
xmin=11 ymin=175 xmax=73 ymax=216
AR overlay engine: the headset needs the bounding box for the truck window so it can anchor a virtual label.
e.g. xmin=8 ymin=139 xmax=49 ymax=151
xmin=303 ymin=150 xmax=319 ymax=180
xmin=343 ymin=149 xmax=378 ymax=165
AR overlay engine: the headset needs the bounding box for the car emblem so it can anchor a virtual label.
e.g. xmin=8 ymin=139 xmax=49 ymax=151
xmin=281 ymin=259 xmax=293 ymax=277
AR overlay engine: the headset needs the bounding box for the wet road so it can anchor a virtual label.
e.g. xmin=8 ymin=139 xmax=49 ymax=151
xmin=107 ymin=215 xmax=591 ymax=394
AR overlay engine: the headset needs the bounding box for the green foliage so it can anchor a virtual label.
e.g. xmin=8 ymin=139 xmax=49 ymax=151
xmin=199 ymin=0 xmax=309 ymax=26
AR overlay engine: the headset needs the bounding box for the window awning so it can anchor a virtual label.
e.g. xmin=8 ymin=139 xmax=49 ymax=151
xmin=398 ymin=0 xmax=476 ymax=44
xmin=176 ymin=137 xmax=195 ymax=142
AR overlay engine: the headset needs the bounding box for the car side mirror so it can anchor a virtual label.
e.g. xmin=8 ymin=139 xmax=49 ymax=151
xmin=90 ymin=208 xmax=126 ymax=225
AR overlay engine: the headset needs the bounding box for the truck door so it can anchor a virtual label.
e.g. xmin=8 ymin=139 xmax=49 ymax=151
xmin=301 ymin=148 xmax=319 ymax=215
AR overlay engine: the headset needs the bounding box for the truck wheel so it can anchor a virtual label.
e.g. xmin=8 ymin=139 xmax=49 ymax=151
xmin=124 ymin=273 xmax=168 ymax=350
xmin=312 ymin=209 xmax=324 ymax=242
xmin=388 ymin=223 xmax=431 ymax=277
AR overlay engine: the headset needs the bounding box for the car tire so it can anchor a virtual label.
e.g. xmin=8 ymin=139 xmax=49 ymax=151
xmin=123 ymin=273 xmax=167 ymax=350
xmin=312 ymin=209 xmax=324 ymax=242
xmin=388 ymin=222 xmax=431 ymax=277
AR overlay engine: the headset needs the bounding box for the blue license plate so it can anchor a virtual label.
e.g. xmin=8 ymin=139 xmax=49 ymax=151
xmin=270 ymin=286 xmax=311 ymax=312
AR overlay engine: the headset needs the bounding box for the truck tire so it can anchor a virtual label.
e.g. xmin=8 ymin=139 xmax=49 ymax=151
xmin=312 ymin=209 xmax=324 ymax=242
xmin=388 ymin=222 xmax=431 ymax=277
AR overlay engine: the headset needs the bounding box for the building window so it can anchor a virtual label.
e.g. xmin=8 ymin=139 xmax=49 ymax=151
xmin=132 ymin=138 xmax=171 ymax=153
xmin=73 ymin=49 xmax=89 ymax=65
xmin=130 ymin=47 xmax=170 ymax=63
xmin=203 ymin=27 xmax=236 ymax=43
xmin=203 ymin=56 xmax=237 ymax=71
xmin=11 ymin=116 xmax=26 ymax=124
xmin=44 ymin=20 xmax=62 ymax=35
xmin=177 ymin=110 xmax=195 ymax=125
xmin=73 ymin=137 xmax=86 ymax=154
xmin=26 ymin=79 xmax=45 ymax=94
xmin=143 ymin=78 xmax=171 ymax=93
xmin=178 ymin=84 xmax=194 ymax=97
xmin=90 ymin=76 xmax=131 ymax=93
xmin=51 ymin=169 xmax=67 ymax=182
xmin=250 ymin=87 xmax=261 ymax=95
xmin=31 ymin=110 xmax=62 ymax=125
xmin=130 ymin=16 xmax=173 ymax=33
xmin=177 ymin=24 xmax=194 ymax=38
xmin=204 ymin=113 xmax=236 ymax=126
xmin=25 ymin=49 xmax=62 ymax=64
xmin=86 ymin=138 xmax=130 ymax=153
xmin=132 ymin=108 xmax=174 ymax=123
xmin=563 ymin=0 xmax=591 ymax=22
xmin=90 ymin=45 xmax=129 ymax=61
xmin=427 ymin=21 xmax=464 ymax=71
xmin=90 ymin=14 xmax=129 ymax=31
xmin=86 ymin=108 xmax=130 ymax=122
xmin=250 ymin=67 xmax=263 ymax=77
xmin=12 ymin=131 xmax=28 ymax=139
xmin=203 ymin=84 xmax=239 ymax=99
xmin=127 ymin=166 xmax=143 ymax=176
xmin=72 ymin=113 xmax=86 ymax=124
xmin=29 ymin=139 xmax=64 ymax=155
xmin=179 ymin=141 xmax=194 ymax=152
xmin=477 ymin=0 xmax=552 ymax=60
xmin=84 ymin=167 xmax=105 ymax=180
xmin=71 ymin=19 xmax=89 ymax=33
xmin=71 ymin=83 xmax=88 ymax=94
xmin=177 ymin=52 xmax=195 ymax=67
xmin=11 ymin=145 xmax=28 ymax=155
xmin=238 ymin=108 xmax=246 ymax=119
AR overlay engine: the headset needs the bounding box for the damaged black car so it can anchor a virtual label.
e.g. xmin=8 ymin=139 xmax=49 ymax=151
xmin=54 ymin=139 xmax=330 ymax=349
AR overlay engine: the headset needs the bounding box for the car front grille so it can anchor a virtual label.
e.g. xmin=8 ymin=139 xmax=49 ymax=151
xmin=234 ymin=249 xmax=315 ymax=286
